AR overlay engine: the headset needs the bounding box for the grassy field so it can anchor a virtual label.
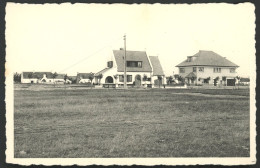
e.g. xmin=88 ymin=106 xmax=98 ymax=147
xmin=14 ymin=87 xmax=250 ymax=158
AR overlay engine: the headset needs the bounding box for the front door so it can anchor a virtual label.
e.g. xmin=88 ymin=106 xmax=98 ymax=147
xmin=135 ymin=75 xmax=141 ymax=87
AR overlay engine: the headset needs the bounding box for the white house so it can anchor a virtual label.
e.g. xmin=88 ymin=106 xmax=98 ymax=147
xmin=94 ymin=49 xmax=165 ymax=87
xmin=176 ymin=50 xmax=239 ymax=86
xmin=76 ymin=73 xmax=94 ymax=84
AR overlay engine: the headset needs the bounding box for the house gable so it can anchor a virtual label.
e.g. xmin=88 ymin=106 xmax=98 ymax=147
xmin=149 ymin=56 xmax=164 ymax=76
xmin=113 ymin=50 xmax=152 ymax=72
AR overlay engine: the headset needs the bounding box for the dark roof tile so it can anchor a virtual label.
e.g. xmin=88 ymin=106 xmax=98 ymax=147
xmin=149 ymin=56 xmax=164 ymax=76
xmin=176 ymin=50 xmax=239 ymax=67
xmin=113 ymin=50 xmax=152 ymax=72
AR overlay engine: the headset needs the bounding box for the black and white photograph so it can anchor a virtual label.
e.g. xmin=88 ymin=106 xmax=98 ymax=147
xmin=5 ymin=2 xmax=256 ymax=166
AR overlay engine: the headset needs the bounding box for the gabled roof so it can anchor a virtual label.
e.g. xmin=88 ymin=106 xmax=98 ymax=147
xmin=185 ymin=72 xmax=197 ymax=78
xmin=149 ymin=56 xmax=164 ymax=76
xmin=22 ymin=72 xmax=53 ymax=79
xmin=77 ymin=73 xmax=93 ymax=79
xmin=94 ymin=68 xmax=111 ymax=77
xmin=113 ymin=50 xmax=152 ymax=72
xmin=176 ymin=50 xmax=239 ymax=67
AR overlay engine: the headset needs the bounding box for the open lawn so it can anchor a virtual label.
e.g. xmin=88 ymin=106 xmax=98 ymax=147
xmin=14 ymin=87 xmax=250 ymax=157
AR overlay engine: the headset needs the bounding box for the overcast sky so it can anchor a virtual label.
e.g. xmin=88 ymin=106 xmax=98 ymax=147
xmin=6 ymin=3 xmax=255 ymax=77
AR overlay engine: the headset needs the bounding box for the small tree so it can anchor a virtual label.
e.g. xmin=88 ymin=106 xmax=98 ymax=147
xmin=157 ymin=75 xmax=162 ymax=88
xmin=114 ymin=74 xmax=118 ymax=87
xmin=64 ymin=74 xmax=68 ymax=83
xmin=68 ymin=77 xmax=76 ymax=84
xmin=28 ymin=72 xmax=33 ymax=83
xmin=178 ymin=76 xmax=184 ymax=84
xmin=168 ymin=76 xmax=173 ymax=85
xmin=63 ymin=74 xmax=69 ymax=89
xmin=222 ymin=76 xmax=227 ymax=86
xmin=174 ymin=74 xmax=179 ymax=81
xmin=214 ymin=76 xmax=219 ymax=86
xmin=52 ymin=72 xmax=58 ymax=87
xmin=206 ymin=77 xmax=211 ymax=84
xmin=236 ymin=76 xmax=241 ymax=89
xmin=98 ymin=74 xmax=103 ymax=85
xmin=13 ymin=72 xmax=21 ymax=83
xmin=88 ymin=73 xmax=94 ymax=89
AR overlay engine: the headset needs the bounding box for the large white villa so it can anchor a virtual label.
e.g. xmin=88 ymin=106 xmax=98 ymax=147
xmin=176 ymin=50 xmax=239 ymax=86
xmin=94 ymin=49 xmax=166 ymax=87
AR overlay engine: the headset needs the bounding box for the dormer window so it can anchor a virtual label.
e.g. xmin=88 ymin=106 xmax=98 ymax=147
xmin=187 ymin=57 xmax=192 ymax=62
xmin=107 ymin=61 xmax=113 ymax=68
xmin=127 ymin=61 xmax=142 ymax=68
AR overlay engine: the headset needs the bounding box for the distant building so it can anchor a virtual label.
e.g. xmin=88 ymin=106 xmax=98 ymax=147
xmin=21 ymin=72 xmax=66 ymax=84
xmin=240 ymin=77 xmax=250 ymax=85
xmin=94 ymin=49 xmax=165 ymax=87
xmin=68 ymin=76 xmax=77 ymax=84
xmin=76 ymin=73 xmax=94 ymax=84
xmin=176 ymin=50 xmax=239 ymax=86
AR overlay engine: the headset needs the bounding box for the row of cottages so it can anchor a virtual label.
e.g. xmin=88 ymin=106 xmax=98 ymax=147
xmin=94 ymin=49 xmax=166 ymax=87
xmin=21 ymin=72 xmax=67 ymax=84
xmin=176 ymin=50 xmax=239 ymax=86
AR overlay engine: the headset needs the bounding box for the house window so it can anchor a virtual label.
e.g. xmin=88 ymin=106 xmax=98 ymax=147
xmin=214 ymin=68 xmax=221 ymax=73
xmin=127 ymin=75 xmax=132 ymax=82
xmin=180 ymin=68 xmax=185 ymax=73
xmin=119 ymin=75 xmax=124 ymax=82
xmin=187 ymin=57 xmax=192 ymax=62
xmin=198 ymin=67 xmax=204 ymax=72
xmin=137 ymin=62 xmax=142 ymax=67
xmin=230 ymin=68 xmax=235 ymax=73
xmin=127 ymin=61 xmax=142 ymax=68
xmin=193 ymin=67 xmax=197 ymax=72
xmin=107 ymin=61 xmax=113 ymax=68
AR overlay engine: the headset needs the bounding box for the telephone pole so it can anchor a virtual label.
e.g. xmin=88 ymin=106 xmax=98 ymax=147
xmin=124 ymin=35 xmax=127 ymax=89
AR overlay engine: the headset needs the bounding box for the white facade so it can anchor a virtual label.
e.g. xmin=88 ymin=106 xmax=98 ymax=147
xmin=95 ymin=56 xmax=166 ymax=87
xmin=179 ymin=66 xmax=238 ymax=85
